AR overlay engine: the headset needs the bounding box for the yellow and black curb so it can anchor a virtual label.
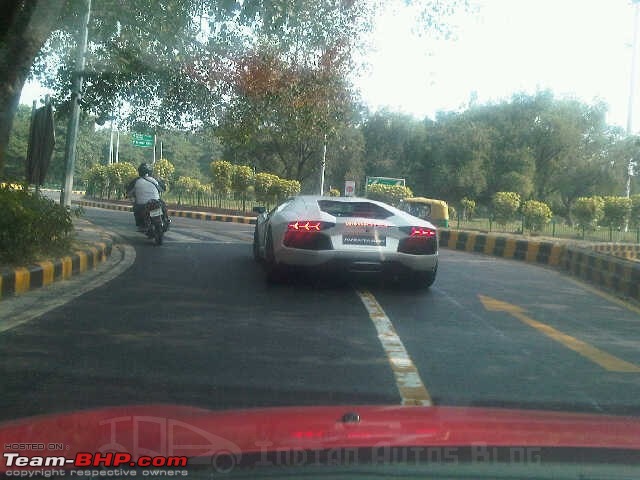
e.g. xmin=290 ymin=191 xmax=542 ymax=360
xmin=0 ymin=241 xmax=113 ymax=300
xmin=591 ymin=243 xmax=640 ymax=262
xmin=438 ymin=230 xmax=563 ymax=266
xmin=439 ymin=230 xmax=640 ymax=302
xmin=75 ymin=200 xmax=257 ymax=225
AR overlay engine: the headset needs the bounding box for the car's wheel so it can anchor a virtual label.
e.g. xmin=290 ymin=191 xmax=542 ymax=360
xmin=264 ymin=228 xmax=286 ymax=283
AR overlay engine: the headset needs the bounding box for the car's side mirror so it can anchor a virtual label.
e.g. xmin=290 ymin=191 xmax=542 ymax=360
xmin=253 ymin=206 xmax=266 ymax=214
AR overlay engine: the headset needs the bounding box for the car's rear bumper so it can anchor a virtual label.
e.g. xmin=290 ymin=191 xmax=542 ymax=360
xmin=275 ymin=247 xmax=438 ymax=273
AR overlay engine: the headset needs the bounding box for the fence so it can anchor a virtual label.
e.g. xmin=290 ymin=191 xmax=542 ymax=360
xmin=450 ymin=216 xmax=640 ymax=244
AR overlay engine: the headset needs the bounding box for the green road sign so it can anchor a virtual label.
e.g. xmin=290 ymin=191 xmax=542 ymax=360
xmin=131 ymin=133 xmax=154 ymax=148
xmin=366 ymin=176 xmax=405 ymax=187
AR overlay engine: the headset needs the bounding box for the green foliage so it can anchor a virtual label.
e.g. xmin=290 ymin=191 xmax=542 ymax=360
xmin=492 ymin=192 xmax=521 ymax=225
xmin=521 ymin=200 xmax=553 ymax=232
xmin=461 ymin=197 xmax=476 ymax=220
xmin=572 ymin=196 xmax=604 ymax=230
xmin=0 ymin=185 xmax=80 ymax=264
xmin=365 ymin=184 xmax=413 ymax=206
xmin=254 ymin=172 xmax=279 ymax=205
xmin=232 ymin=165 xmax=255 ymax=196
xmin=601 ymin=196 xmax=632 ymax=229
xmin=174 ymin=176 xmax=203 ymax=205
xmin=328 ymin=188 xmax=340 ymax=197
xmin=85 ymin=164 xmax=109 ymax=197
xmin=210 ymin=160 xmax=233 ymax=194
xmin=631 ymin=194 xmax=640 ymax=228
xmin=153 ymin=158 xmax=176 ymax=187
xmin=232 ymin=164 xmax=255 ymax=211
xmin=448 ymin=205 xmax=457 ymax=221
xmin=105 ymin=163 xmax=137 ymax=200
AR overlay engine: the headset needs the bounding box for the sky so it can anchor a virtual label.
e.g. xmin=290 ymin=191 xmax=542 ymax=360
xmin=357 ymin=0 xmax=639 ymax=130
xmin=20 ymin=0 xmax=640 ymax=131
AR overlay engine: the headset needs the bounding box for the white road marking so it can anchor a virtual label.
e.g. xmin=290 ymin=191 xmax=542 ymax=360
xmin=356 ymin=289 xmax=432 ymax=406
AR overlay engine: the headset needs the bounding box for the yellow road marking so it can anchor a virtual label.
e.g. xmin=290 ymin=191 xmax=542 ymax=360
xmin=357 ymin=289 xmax=432 ymax=406
xmin=479 ymin=295 xmax=640 ymax=373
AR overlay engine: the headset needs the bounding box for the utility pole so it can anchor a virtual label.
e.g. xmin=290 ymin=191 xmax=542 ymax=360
xmin=627 ymin=1 xmax=640 ymax=191
xmin=319 ymin=134 xmax=327 ymax=195
xmin=60 ymin=0 xmax=91 ymax=206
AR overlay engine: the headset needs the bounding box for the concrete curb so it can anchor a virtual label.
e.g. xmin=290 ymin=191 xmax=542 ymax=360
xmin=439 ymin=229 xmax=640 ymax=302
xmin=0 ymin=238 xmax=113 ymax=300
xmin=75 ymin=200 xmax=257 ymax=225
xmin=591 ymin=243 xmax=640 ymax=262
xmin=439 ymin=230 xmax=564 ymax=266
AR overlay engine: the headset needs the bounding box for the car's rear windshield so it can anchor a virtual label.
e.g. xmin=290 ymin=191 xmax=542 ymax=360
xmin=317 ymin=200 xmax=394 ymax=219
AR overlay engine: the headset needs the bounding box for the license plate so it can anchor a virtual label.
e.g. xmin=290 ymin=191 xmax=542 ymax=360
xmin=342 ymin=235 xmax=386 ymax=246
xmin=149 ymin=208 xmax=163 ymax=217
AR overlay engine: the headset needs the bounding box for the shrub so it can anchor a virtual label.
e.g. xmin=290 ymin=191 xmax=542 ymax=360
xmin=461 ymin=197 xmax=476 ymax=220
xmin=105 ymin=162 xmax=137 ymax=199
xmin=572 ymin=196 xmax=604 ymax=231
xmin=85 ymin=164 xmax=108 ymax=198
xmin=522 ymin=200 xmax=553 ymax=232
xmin=254 ymin=172 xmax=279 ymax=205
xmin=601 ymin=196 xmax=632 ymax=229
xmin=0 ymin=185 xmax=81 ymax=264
xmin=492 ymin=191 xmax=521 ymax=225
xmin=328 ymin=188 xmax=340 ymax=197
xmin=448 ymin=205 xmax=457 ymax=221
xmin=153 ymin=158 xmax=175 ymax=190
xmin=630 ymin=194 xmax=640 ymax=228
xmin=365 ymin=184 xmax=413 ymax=206
xmin=232 ymin=165 xmax=255 ymax=212
xmin=210 ymin=160 xmax=233 ymax=197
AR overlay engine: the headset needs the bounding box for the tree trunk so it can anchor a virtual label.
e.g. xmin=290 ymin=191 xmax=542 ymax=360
xmin=0 ymin=0 xmax=67 ymax=177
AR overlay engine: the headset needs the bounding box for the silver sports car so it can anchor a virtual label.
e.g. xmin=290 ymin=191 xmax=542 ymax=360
xmin=253 ymin=195 xmax=438 ymax=286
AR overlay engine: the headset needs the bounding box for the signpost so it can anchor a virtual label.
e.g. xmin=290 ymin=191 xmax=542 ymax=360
xmin=365 ymin=176 xmax=405 ymax=191
xmin=344 ymin=180 xmax=356 ymax=197
xmin=131 ymin=133 xmax=154 ymax=148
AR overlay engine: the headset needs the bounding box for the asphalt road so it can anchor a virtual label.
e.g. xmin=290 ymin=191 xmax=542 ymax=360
xmin=1 ymin=207 xmax=640 ymax=422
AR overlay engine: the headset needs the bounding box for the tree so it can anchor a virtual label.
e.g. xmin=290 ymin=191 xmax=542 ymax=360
xmin=254 ymin=172 xmax=279 ymax=206
xmin=210 ymin=159 xmax=233 ymax=206
xmin=631 ymin=194 xmax=640 ymax=228
xmin=601 ymin=196 xmax=632 ymax=230
xmin=365 ymin=184 xmax=413 ymax=206
xmin=572 ymin=196 xmax=604 ymax=232
xmin=461 ymin=197 xmax=476 ymax=220
xmin=492 ymin=191 xmax=521 ymax=226
xmin=521 ymin=200 xmax=552 ymax=232
xmin=231 ymin=165 xmax=255 ymax=212
xmin=153 ymin=158 xmax=175 ymax=189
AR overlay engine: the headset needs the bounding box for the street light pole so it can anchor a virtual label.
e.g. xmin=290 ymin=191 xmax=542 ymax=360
xmin=627 ymin=1 xmax=640 ymax=193
xmin=60 ymin=0 xmax=91 ymax=206
xmin=319 ymin=134 xmax=327 ymax=195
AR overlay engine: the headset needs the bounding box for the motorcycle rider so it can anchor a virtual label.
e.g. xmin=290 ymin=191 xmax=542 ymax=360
xmin=127 ymin=163 xmax=168 ymax=230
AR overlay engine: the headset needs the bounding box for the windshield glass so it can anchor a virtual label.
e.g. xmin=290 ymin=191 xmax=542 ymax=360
xmin=2 ymin=0 xmax=640 ymax=477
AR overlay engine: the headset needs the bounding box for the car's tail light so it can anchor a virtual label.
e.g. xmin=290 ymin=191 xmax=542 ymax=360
xmin=405 ymin=226 xmax=436 ymax=237
xmin=283 ymin=220 xmax=334 ymax=250
xmin=398 ymin=226 xmax=437 ymax=255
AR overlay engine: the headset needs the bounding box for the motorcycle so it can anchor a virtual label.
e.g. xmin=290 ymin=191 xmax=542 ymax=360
xmin=141 ymin=199 xmax=170 ymax=245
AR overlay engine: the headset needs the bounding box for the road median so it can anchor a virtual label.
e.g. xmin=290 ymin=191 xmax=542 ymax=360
xmin=0 ymin=219 xmax=114 ymax=300
xmin=75 ymin=199 xmax=257 ymax=225
xmin=439 ymin=229 xmax=640 ymax=302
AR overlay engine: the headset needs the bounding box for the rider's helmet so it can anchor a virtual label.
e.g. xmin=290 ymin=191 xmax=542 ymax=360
xmin=138 ymin=163 xmax=152 ymax=177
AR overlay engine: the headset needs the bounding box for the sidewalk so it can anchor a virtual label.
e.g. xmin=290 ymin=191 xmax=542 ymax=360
xmin=0 ymin=217 xmax=114 ymax=300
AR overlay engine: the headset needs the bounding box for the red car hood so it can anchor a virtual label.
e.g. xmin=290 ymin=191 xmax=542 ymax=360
xmin=1 ymin=404 xmax=639 ymax=470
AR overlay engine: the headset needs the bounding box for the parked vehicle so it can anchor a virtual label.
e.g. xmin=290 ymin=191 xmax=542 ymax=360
xmin=399 ymin=197 xmax=449 ymax=227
